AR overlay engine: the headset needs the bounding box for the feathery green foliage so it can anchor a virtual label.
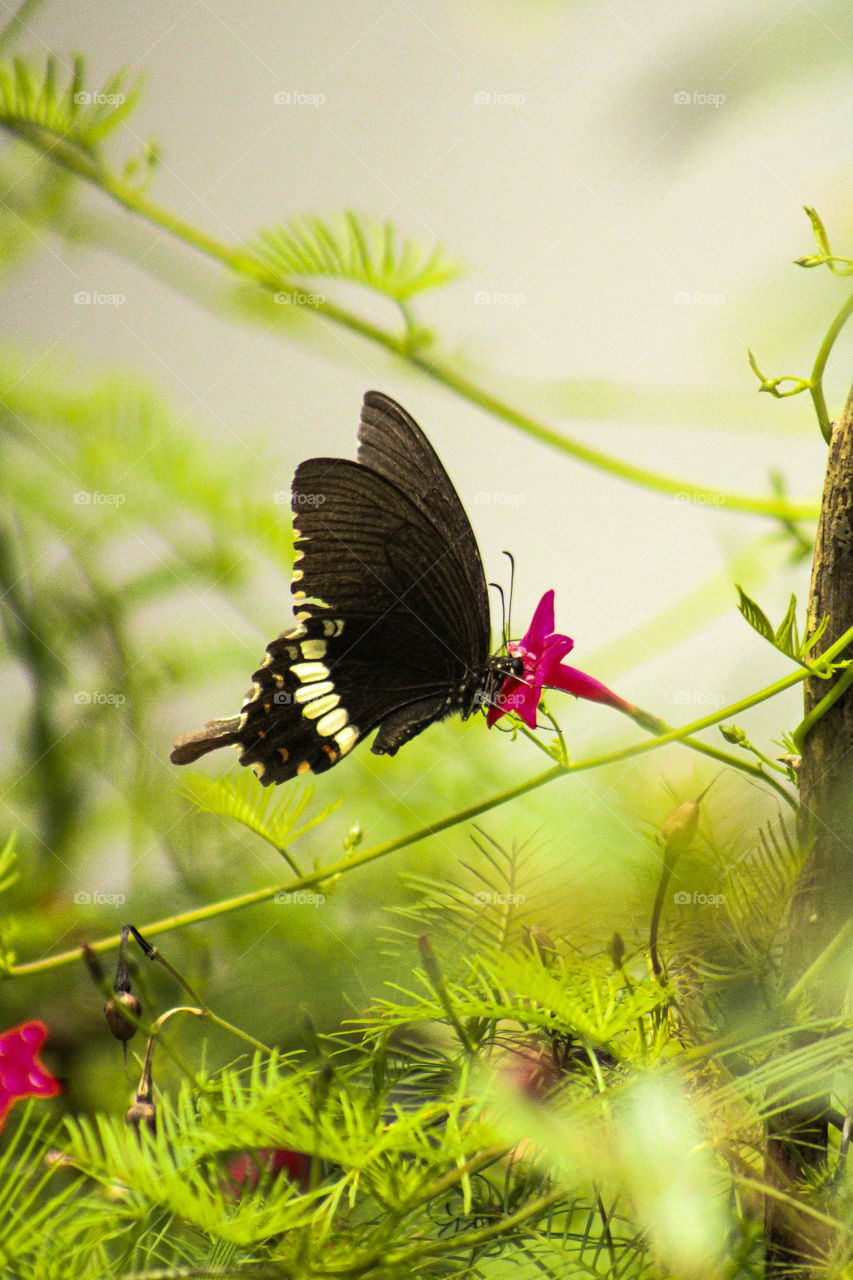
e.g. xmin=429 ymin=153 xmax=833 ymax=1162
xmin=3 ymin=19 xmax=853 ymax=1280
xmin=0 ymin=56 xmax=140 ymax=173
xmin=248 ymin=212 xmax=462 ymax=304
xmin=178 ymin=771 xmax=340 ymax=871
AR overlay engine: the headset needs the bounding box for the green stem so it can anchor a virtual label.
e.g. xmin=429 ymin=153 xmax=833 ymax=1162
xmin=130 ymin=928 xmax=273 ymax=1055
xmin=809 ymin=287 xmax=853 ymax=444
xmin=521 ymin=701 xmax=795 ymax=810
xmin=783 ymin=918 xmax=853 ymax=1008
xmin=792 ymin=659 xmax=853 ymax=750
xmin=11 ymin=138 xmax=819 ymax=524
xmin=18 ymin=632 xmax=853 ymax=981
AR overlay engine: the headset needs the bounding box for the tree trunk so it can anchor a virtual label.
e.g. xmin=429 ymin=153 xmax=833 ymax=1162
xmin=765 ymin=387 xmax=853 ymax=1274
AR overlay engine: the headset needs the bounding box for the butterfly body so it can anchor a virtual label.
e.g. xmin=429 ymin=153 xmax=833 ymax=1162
xmin=171 ymin=392 xmax=514 ymax=785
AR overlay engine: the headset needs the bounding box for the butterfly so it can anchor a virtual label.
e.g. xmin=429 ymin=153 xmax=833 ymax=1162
xmin=170 ymin=391 xmax=521 ymax=785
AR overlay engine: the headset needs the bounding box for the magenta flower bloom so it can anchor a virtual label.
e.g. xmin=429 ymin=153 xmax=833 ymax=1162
xmin=487 ymin=590 xmax=634 ymax=729
xmin=0 ymin=1020 xmax=61 ymax=1131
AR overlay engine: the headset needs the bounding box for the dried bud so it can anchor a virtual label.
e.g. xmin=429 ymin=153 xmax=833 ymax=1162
xmin=660 ymin=799 xmax=700 ymax=856
xmin=104 ymin=991 xmax=141 ymax=1043
xmin=607 ymin=931 xmax=625 ymax=969
xmin=126 ymin=1095 xmax=156 ymax=1136
xmin=81 ymin=944 xmax=105 ymax=985
xmin=522 ymin=924 xmax=558 ymax=966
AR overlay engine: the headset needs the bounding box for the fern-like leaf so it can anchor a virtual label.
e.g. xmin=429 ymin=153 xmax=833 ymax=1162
xmin=0 ymin=1106 xmax=82 ymax=1269
xmin=178 ymin=770 xmax=339 ymax=870
xmin=0 ymin=56 xmax=139 ymax=171
xmin=248 ymin=211 xmax=462 ymax=303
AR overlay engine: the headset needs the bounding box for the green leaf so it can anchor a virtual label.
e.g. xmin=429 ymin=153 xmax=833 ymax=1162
xmin=773 ymin=593 xmax=799 ymax=658
xmin=247 ymin=211 xmax=462 ymax=303
xmin=800 ymin=613 xmax=830 ymax=659
xmin=804 ymin=205 xmax=831 ymax=260
xmin=735 ymin=584 xmax=774 ymax=645
xmin=178 ymin=770 xmax=339 ymax=868
xmin=794 ymin=208 xmax=853 ymax=276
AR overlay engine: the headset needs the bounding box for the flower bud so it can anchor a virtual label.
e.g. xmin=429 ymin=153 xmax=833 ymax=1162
xmin=104 ymin=991 xmax=141 ymax=1043
xmin=607 ymin=931 xmax=625 ymax=969
xmin=522 ymin=924 xmax=558 ymax=966
xmin=660 ymin=799 xmax=700 ymax=857
xmin=126 ymin=1094 xmax=156 ymax=1136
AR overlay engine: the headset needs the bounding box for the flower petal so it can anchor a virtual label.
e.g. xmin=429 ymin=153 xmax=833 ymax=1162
xmin=0 ymin=1021 xmax=61 ymax=1132
xmin=538 ymin=633 xmax=574 ymax=676
xmin=486 ymin=675 xmax=541 ymax=729
xmin=521 ymin=590 xmax=555 ymax=651
xmin=546 ymin=662 xmax=634 ymax=712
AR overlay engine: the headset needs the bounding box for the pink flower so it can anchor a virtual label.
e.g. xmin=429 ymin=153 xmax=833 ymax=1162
xmin=226 ymin=1147 xmax=311 ymax=1195
xmin=487 ymin=590 xmax=634 ymax=729
xmin=0 ymin=1021 xmax=61 ymax=1131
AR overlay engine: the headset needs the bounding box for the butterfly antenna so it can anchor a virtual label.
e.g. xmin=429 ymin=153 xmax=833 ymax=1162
xmin=488 ymin=581 xmax=507 ymax=647
xmin=502 ymin=550 xmax=516 ymax=644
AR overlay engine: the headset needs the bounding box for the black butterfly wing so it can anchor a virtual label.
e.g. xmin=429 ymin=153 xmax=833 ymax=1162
xmin=171 ymin=393 xmax=492 ymax=785
xmin=357 ymin=391 xmax=490 ymax=663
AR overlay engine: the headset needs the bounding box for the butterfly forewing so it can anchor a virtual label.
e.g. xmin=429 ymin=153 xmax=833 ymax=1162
xmin=171 ymin=391 xmax=499 ymax=785
xmin=357 ymin=391 xmax=490 ymax=661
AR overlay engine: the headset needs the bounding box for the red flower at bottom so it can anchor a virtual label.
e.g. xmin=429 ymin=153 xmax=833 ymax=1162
xmin=487 ymin=590 xmax=635 ymax=729
xmin=0 ymin=1021 xmax=61 ymax=1131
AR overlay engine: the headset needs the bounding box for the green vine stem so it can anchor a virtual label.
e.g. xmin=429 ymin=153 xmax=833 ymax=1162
xmin=809 ymin=288 xmax=853 ymax=443
xmin=13 ymin=622 xmax=853 ymax=981
xmin=3 ymin=132 xmax=820 ymax=523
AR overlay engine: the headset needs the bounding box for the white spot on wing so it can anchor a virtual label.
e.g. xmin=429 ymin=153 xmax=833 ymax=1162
xmin=294 ymin=680 xmax=334 ymax=704
xmin=335 ymin=724 xmax=359 ymax=755
xmin=317 ymin=707 xmax=348 ymax=736
xmin=301 ymin=639 xmax=327 ymax=660
xmin=304 ymin=693 xmax=340 ymax=720
xmin=291 ymin=661 xmax=330 ymax=683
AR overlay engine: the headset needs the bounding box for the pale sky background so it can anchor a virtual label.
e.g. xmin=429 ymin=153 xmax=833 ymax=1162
xmin=6 ymin=0 xmax=853 ymax=761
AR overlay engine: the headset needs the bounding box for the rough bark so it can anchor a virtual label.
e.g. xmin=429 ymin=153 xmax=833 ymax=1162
xmin=765 ymin=388 xmax=853 ymax=1274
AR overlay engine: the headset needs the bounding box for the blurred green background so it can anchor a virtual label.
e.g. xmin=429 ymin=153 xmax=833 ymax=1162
xmin=0 ymin=0 xmax=849 ymax=1115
